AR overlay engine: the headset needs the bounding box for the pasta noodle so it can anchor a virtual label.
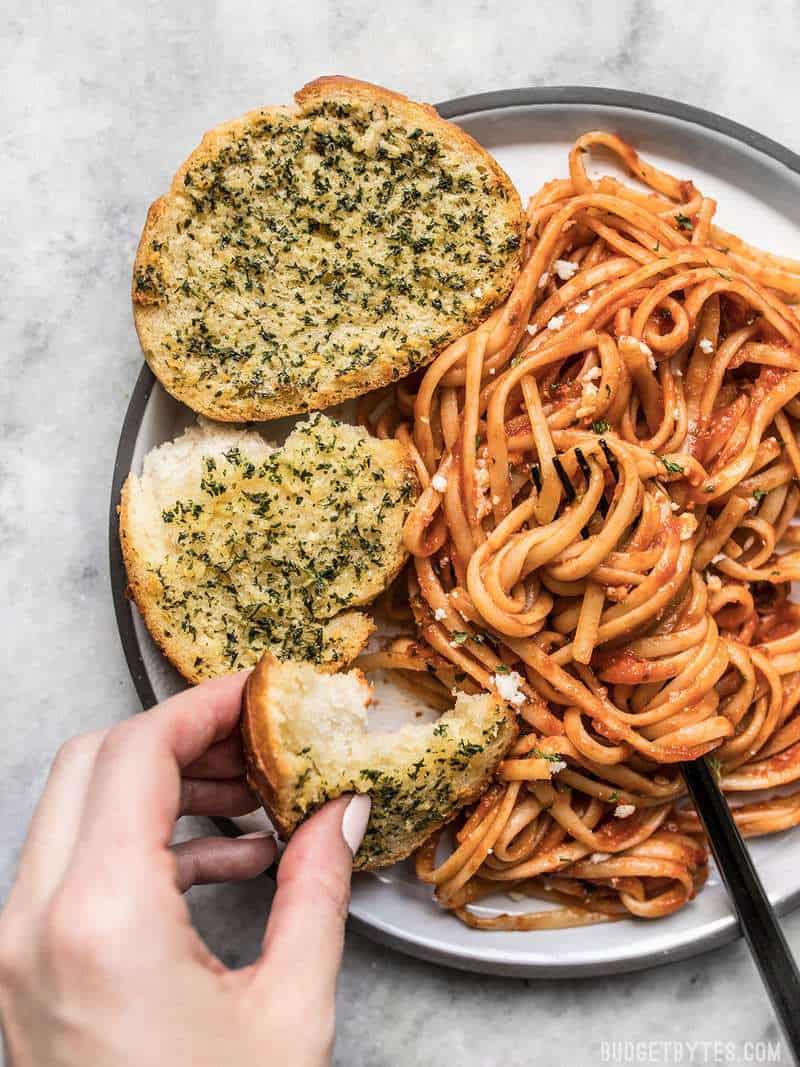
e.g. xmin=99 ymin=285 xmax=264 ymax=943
xmin=357 ymin=132 xmax=800 ymax=930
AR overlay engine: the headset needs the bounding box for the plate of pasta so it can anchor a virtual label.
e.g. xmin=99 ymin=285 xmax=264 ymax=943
xmin=112 ymin=87 xmax=800 ymax=976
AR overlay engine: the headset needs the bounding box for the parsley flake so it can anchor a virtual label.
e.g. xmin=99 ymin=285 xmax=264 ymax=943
xmin=661 ymin=458 xmax=685 ymax=475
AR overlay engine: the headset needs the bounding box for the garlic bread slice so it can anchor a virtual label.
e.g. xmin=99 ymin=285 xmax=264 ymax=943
xmin=120 ymin=414 xmax=418 ymax=682
xmin=133 ymin=77 xmax=523 ymax=421
xmin=242 ymin=655 xmax=518 ymax=870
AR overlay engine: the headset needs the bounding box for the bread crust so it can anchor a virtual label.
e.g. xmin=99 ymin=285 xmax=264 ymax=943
xmin=242 ymin=654 xmax=297 ymax=840
xmin=132 ymin=77 xmax=523 ymax=422
xmin=241 ymin=654 xmax=518 ymax=871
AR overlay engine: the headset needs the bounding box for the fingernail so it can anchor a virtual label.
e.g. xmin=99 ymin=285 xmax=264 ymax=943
xmin=239 ymin=830 xmax=276 ymax=841
xmin=341 ymin=794 xmax=372 ymax=855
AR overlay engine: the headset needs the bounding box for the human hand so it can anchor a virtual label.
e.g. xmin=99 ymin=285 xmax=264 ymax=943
xmin=0 ymin=673 xmax=371 ymax=1067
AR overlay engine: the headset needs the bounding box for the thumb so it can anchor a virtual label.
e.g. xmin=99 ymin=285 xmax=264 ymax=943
xmin=254 ymin=794 xmax=371 ymax=1005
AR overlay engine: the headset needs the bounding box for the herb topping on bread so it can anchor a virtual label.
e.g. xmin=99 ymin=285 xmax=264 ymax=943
xmin=242 ymin=655 xmax=518 ymax=870
xmin=120 ymin=414 xmax=418 ymax=682
xmin=133 ymin=77 xmax=523 ymax=421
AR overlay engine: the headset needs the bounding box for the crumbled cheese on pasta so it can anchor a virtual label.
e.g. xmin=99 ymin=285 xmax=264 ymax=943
xmin=678 ymin=514 xmax=698 ymax=541
xmin=554 ymin=259 xmax=578 ymax=281
xmin=526 ymin=323 xmax=539 ymax=336
xmin=576 ymin=378 xmax=599 ymax=418
xmin=699 ymin=338 xmax=714 ymax=354
xmin=538 ymin=272 xmax=549 ymax=288
xmin=433 ymin=607 xmax=447 ymax=621
xmin=547 ymin=315 xmax=565 ymax=330
xmin=431 ymin=473 xmax=448 ymax=493
xmin=584 ymin=366 xmax=602 ymax=381
xmin=670 ymin=500 xmax=680 ymax=511
xmin=590 ymin=852 xmax=611 ymax=863
xmin=549 ymin=760 xmax=567 ymax=774
xmin=614 ymin=804 xmax=636 ymax=818
xmin=473 ymin=455 xmax=492 ymax=519
xmin=472 ymin=286 xmax=483 ymax=298
xmin=577 ymin=381 xmax=601 ymax=417
xmin=712 ymin=552 xmax=726 ymax=564
xmin=748 ymin=497 xmax=759 ymax=509
xmin=619 ymin=334 xmax=655 ymax=367
xmin=491 ymin=670 xmax=527 ymax=706
xmin=575 ymin=302 xmax=591 ymax=314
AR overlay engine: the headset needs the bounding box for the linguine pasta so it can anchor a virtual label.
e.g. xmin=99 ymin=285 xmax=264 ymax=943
xmin=356 ymin=132 xmax=800 ymax=930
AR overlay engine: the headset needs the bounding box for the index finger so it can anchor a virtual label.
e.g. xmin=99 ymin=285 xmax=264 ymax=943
xmin=70 ymin=671 xmax=250 ymax=875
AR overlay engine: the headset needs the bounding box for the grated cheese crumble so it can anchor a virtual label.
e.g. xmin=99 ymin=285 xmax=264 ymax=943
xmin=491 ymin=670 xmax=527 ymax=706
xmin=554 ymin=259 xmax=578 ymax=281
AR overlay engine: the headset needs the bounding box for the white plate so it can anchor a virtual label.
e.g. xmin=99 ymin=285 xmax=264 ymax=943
xmin=111 ymin=89 xmax=800 ymax=976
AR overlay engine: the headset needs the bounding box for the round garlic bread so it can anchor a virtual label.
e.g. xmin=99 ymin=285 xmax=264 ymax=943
xmin=132 ymin=77 xmax=523 ymax=421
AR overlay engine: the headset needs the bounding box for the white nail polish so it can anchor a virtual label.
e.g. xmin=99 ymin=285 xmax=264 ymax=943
xmin=341 ymin=794 xmax=372 ymax=855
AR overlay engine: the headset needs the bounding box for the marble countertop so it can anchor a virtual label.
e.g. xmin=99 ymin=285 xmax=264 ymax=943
xmin=3 ymin=1 xmax=799 ymax=1063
